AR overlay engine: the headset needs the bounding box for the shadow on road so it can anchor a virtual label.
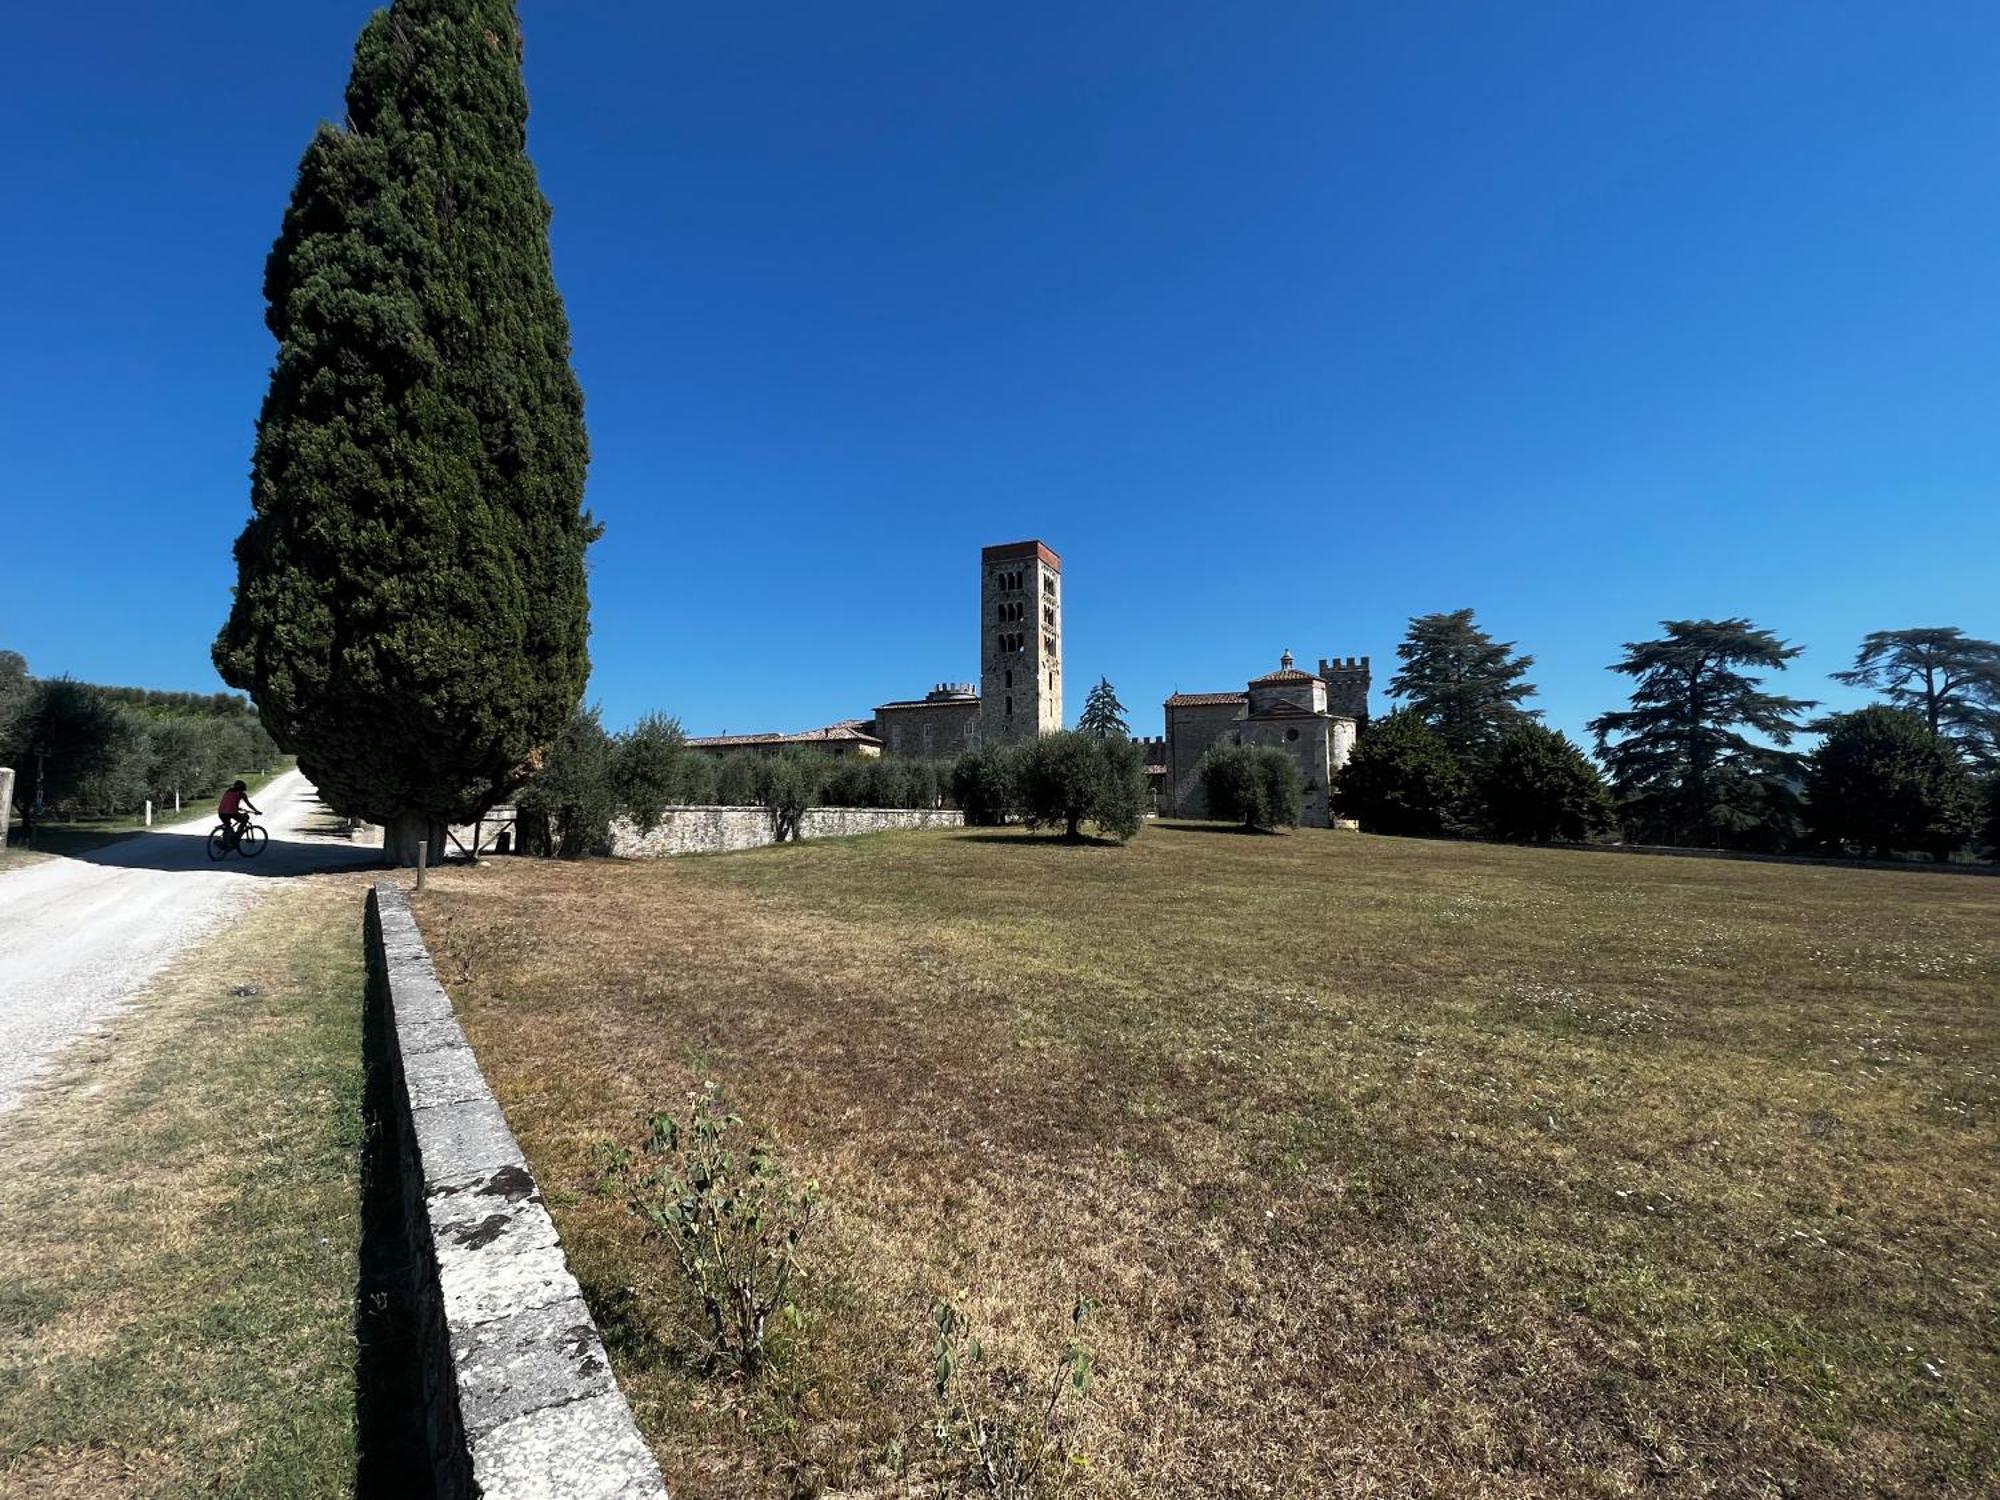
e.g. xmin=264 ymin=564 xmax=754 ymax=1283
xmin=48 ymin=827 xmax=385 ymax=879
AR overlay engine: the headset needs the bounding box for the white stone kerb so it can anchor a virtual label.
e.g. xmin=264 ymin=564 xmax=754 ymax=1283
xmin=370 ymin=882 xmax=669 ymax=1499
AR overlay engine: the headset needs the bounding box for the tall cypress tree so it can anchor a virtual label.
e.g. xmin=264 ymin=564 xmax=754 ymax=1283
xmin=214 ymin=0 xmax=593 ymax=863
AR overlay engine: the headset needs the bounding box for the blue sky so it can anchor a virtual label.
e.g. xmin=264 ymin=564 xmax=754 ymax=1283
xmin=3 ymin=2 xmax=1996 ymax=743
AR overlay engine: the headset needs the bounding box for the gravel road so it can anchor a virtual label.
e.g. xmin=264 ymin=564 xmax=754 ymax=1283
xmin=0 ymin=770 xmax=379 ymax=1112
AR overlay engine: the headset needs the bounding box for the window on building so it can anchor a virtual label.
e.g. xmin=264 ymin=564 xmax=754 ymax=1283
xmin=1004 ymin=670 xmax=1012 ymax=688
xmin=1286 ymin=728 xmax=1299 ymax=742
xmin=1005 ymin=695 xmax=1014 ymax=716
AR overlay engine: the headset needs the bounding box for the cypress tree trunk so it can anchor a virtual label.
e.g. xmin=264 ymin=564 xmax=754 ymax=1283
xmin=214 ymin=0 xmax=593 ymax=866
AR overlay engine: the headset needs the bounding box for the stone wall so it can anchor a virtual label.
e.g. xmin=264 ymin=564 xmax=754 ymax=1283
xmin=363 ymin=883 xmax=668 ymax=1499
xmin=610 ymin=804 xmax=964 ymax=858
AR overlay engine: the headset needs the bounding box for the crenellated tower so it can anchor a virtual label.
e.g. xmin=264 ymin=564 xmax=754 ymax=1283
xmin=1317 ymin=655 xmax=1372 ymax=727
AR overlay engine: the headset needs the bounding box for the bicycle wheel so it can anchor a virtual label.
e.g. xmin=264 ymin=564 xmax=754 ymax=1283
xmin=207 ymin=827 xmax=229 ymax=861
xmin=238 ymin=825 xmax=269 ymax=859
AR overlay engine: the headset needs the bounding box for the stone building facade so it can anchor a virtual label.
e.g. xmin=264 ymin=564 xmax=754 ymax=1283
xmin=1164 ymin=652 xmax=1368 ymax=827
xmin=872 ymin=684 xmax=980 ymax=758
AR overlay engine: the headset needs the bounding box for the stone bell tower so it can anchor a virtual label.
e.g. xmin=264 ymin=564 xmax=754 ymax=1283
xmin=979 ymin=540 xmax=1062 ymax=745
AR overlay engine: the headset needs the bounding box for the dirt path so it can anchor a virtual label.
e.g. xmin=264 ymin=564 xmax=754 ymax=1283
xmin=0 ymin=770 xmax=379 ymax=1112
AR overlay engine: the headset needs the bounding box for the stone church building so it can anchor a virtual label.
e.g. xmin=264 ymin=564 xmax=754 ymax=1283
xmin=687 ymin=537 xmax=1372 ymax=829
xmin=1165 ymin=654 xmax=1370 ymax=827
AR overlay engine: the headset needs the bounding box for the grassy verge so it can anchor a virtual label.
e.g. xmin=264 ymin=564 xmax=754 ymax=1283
xmin=419 ymin=824 xmax=2000 ymax=1499
xmin=0 ymin=879 xmax=365 ymax=1499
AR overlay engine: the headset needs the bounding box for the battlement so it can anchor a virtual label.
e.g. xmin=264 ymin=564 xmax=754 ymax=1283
xmin=927 ymin=682 xmax=977 ymax=701
xmin=1316 ymin=655 xmax=1371 ymax=724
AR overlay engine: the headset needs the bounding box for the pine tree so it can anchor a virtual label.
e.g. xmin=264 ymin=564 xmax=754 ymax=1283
xmin=213 ymin=0 xmax=594 ymax=864
xmin=1831 ymin=628 xmax=2000 ymax=771
xmin=1590 ymin=619 xmax=1815 ymax=848
xmin=1077 ymin=677 xmax=1130 ymax=738
xmin=1387 ymin=609 xmax=1539 ymax=758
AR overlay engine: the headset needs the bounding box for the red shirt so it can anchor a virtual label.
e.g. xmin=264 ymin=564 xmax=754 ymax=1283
xmin=219 ymin=789 xmax=244 ymax=818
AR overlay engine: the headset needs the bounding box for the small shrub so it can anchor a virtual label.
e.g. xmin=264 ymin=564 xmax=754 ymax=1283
xmin=1018 ymin=732 xmax=1145 ymax=842
xmin=715 ymin=752 xmax=762 ymax=806
xmin=931 ymin=1296 xmax=1097 ymax=1497
xmin=515 ymin=706 xmax=618 ymax=857
xmin=758 ymin=750 xmax=824 ymax=841
xmin=1195 ymin=742 xmax=1301 ymax=830
xmin=952 ymin=745 xmax=1025 ymax=826
xmin=609 ymin=1085 xmax=818 ymax=1378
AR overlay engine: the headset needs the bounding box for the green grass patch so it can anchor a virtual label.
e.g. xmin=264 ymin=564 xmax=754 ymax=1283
xmin=419 ymin=824 xmax=2000 ymax=1499
xmin=0 ymin=879 xmax=365 ymax=1499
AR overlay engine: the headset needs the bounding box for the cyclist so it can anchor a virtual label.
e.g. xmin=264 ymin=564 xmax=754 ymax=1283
xmin=217 ymin=780 xmax=261 ymax=850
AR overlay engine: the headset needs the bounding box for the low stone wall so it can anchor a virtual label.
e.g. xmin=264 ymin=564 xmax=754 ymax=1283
xmin=363 ymin=883 xmax=668 ymax=1499
xmin=610 ymin=804 xmax=964 ymax=858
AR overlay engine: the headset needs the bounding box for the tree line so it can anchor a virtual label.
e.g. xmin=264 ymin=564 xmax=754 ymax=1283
xmin=512 ymin=707 xmax=1151 ymax=856
xmin=0 ymin=652 xmax=283 ymax=830
xmin=1333 ymin=614 xmax=2000 ymax=861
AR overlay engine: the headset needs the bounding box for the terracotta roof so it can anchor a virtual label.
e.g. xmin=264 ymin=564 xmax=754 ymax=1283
xmin=687 ymin=732 xmax=788 ymax=748
xmin=1164 ymin=691 xmax=1247 ymax=708
xmin=1249 ymin=667 xmax=1317 ymax=685
xmin=981 ymin=539 xmax=1061 ymax=569
xmin=1144 ymin=764 xmax=1167 ymax=777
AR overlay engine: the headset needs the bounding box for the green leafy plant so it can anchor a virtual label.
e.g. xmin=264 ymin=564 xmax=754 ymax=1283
xmin=930 ymin=1295 xmax=1097 ymax=1496
xmin=610 ymin=1085 xmax=818 ymax=1377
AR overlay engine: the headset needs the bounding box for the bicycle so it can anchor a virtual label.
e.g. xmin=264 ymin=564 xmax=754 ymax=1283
xmin=207 ymin=819 xmax=269 ymax=861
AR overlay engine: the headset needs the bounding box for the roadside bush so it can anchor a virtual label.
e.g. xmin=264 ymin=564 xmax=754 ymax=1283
xmin=952 ymin=745 xmax=1025 ymax=826
xmin=931 ymin=1296 xmax=1097 ymax=1498
xmin=606 ymin=1086 xmax=817 ymax=1379
xmin=1195 ymin=742 xmax=1301 ymax=831
xmin=1985 ymin=776 xmax=2000 ymax=859
xmin=1474 ymin=724 xmax=1614 ymax=843
xmin=1804 ymin=706 xmax=1977 ymax=861
xmin=1332 ymin=709 xmax=1469 ymax=837
xmin=1019 ymin=731 xmax=1145 ymax=842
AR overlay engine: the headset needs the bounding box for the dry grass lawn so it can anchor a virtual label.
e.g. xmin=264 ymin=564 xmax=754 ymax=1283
xmin=415 ymin=825 xmax=2000 ymax=1499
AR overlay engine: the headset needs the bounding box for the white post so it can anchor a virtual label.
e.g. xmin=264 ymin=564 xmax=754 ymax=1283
xmin=145 ymin=799 xmax=153 ymax=828
xmin=0 ymin=768 xmax=12 ymax=849
xmin=416 ymin=839 xmax=429 ymax=892
xmin=175 ymin=788 xmax=181 ymax=813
